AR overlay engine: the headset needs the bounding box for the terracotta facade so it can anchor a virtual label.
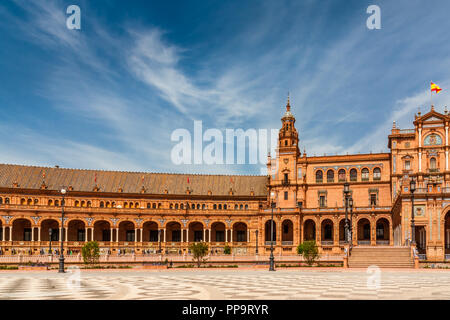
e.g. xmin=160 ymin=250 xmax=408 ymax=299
xmin=0 ymin=102 xmax=449 ymax=261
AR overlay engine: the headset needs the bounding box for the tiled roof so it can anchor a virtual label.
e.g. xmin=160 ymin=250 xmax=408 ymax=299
xmin=0 ymin=164 xmax=267 ymax=197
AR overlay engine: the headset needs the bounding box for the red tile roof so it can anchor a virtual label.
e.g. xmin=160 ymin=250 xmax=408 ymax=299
xmin=0 ymin=164 xmax=267 ymax=196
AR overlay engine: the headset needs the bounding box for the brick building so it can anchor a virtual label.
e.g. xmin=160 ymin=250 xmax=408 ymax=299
xmin=0 ymin=101 xmax=449 ymax=262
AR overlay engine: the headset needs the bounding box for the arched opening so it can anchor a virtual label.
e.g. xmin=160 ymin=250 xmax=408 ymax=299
xmin=118 ymin=221 xmax=135 ymax=242
xmin=315 ymin=170 xmax=323 ymax=183
xmin=338 ymin=169 xmax=346 ymax=182
xmin=303 ymin=219 xmax=316 ymax=241
xmin=445 ymin=212 xmax=450 ymax=254
xmin=93 ymin=220 xmax=111 ymax=242
xmin=430 ymin=157 xmax=437 ymax=170
xmin=188 ymin=222 xmax=204 ymax=242
xmin=373 ymin=167 xmax=381 ymax=180
xmin=327 ymin=170 xmax=334 ymax=183
xmin=281 ymin=219 xmax=293 ymax=243
xmin=361 ymin=168 xmax=369 ymax=181
xmin=67 ymin=220 xmax=86 ymax=241
xmin=211 ymin=222 xmax=226 ymax=242
xmin=376 ymin=218 xmax=390 ymax=244
xmin=41 ymin=219 xmax=59 ymax=241
xmin=415 ymin=226 xmax=427 ymax=254
xmin=264 ymin=220 xmax=276 ymax=243
xmin=339 ymin=219 xmax=346 ymax=243
xmin=357 ymin=218 xmax=371 ymax=244
xmin=233 ymin=222 xmax=247 ymax=242
xmin=143 ymin=221 xmax=159 ymax=242
xmin=350 ymin=168 xmax=357 ymax=182
xmin=166 ymin=222 xmax=181 ymax=242
xmin=321 ymin=219 xmax=334 ymax=244
xmin=12 ymin=219 xmax=32 ymax=241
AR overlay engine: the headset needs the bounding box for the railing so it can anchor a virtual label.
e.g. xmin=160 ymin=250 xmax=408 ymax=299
xmin=265 ymin=241 xmax=276 ymax=245
xmin=376 ymin=240 xmax=389 ymax=245
xmin=321 ymin=241 xmax=334 ymax=246
xmin=445 ymin=254 xmax=450 ymax=261
xmin=281 ymin=241 xmax=293 ymax=246
xmin=358 ymin=240 xmax=371 ymax=245
xmin=282 ymin=179 xmax=290 ymax=186
xmin=399 ymin=129 xmax=415 ymax=134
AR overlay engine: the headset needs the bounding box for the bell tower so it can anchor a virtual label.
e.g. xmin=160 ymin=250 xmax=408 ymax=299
xmin=278 ymin=96 xmax=299 ymax=153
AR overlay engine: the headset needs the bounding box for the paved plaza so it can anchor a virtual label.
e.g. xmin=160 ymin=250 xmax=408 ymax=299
xmin=0 ymin=269 xmax=450 ymax=300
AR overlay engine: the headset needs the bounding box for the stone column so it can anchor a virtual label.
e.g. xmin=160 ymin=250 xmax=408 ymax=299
xmin=186 ymin=227 xmax=189 ymax=242
xmin=135 ymin=228 xmax=138 ymax=242
xmin=38 ymin=227 xmax=41 ymax=242
xmin=231 ymin=229 xmax=233 ymax=243
xmin=140 ymin=228 xmax=143 ymax=242
xmin=208 ymin=229 xmax=211 ymax=242
xmin=32 ymin=227 xmax=35 ymax=242
xmin=85 ymin=227 xmax=88 ymax=242
xmin=116 ymin=228 xmax=119 ymax=242
xmin=225 ymin=229 xmax=228 ymax=242
xmin=110 ymin=229 xmax=114 ymax=242
xmin=59 ymin=227 xmax=62 ymax=242
xmin=65 ymin=228 xmax=68 ymax=242
xmin=9 ymin=226 xmax=12 ymax=242
xmin=181 ymin=228 xmax=184 ymax=242
xmin=163 ymin=228 xmax=166 ymax=242
xmin=203 ymin=229 xmax=206 ymax=242
xmin=247 ymin=229 xmax=250 ymax=243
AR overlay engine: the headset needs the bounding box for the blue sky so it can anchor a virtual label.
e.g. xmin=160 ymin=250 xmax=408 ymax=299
xmin=1 ymin=0 xmax=450 ymax=175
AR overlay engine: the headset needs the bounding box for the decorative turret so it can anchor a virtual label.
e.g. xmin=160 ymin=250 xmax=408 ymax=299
xmin=278 ymin=95 xmax=299 ymax=152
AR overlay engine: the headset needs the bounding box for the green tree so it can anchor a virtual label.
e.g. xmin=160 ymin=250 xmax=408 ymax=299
xmin=223 ymin=244 xmax=231 ymax=255
xmin=296 ymin=241 xmax=319 ymax=266
xmin=82 ymin=241 xmax=100 ymax=265
xmin=189 ymin=242 xmax=209 ymax=267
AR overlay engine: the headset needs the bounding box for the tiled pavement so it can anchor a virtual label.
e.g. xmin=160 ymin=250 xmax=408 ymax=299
xmin=0 ymin=269 xmax=450 ymax=300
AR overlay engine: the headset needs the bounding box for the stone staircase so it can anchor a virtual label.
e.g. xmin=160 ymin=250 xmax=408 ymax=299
xmin=348 ymin=246 xmax=414 ymax=268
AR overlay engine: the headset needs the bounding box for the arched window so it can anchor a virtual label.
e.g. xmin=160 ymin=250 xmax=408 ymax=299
xmin=350 ymin=169 xmax=357 ymax=181
xmin=338 ymin=169 xmax=346 ymax=182
xmin=430 ymin=157 xmax=437 ymax=170
xmin=235 ymin=204 xmax=238 ymax=210
xmin=361 ymin=168 xmax=369 ymax=181
xmin=81 ymin=201 xmax=86 ymax=207
xmin=100 ymin=201 xmax=105 ymax=208
xmin=373 ymin=167 xmax=381 ymax=180
xmin=87 ymin=201 xmax=91 ymax=207
xmin=202 ymin=204 xmax=206 ymax=210
xmin=5 ymin=198 xmax=10 ymax=204
xmin=240 ymin=204 xmax=243 ymax=210
xmin=75 ymin=200 xmax=80 ymax=207
xmin=158 ymin=203 xmax=162 ymax=208
xmin=213 ymin=204 xmax=217 ymax=210
xmin=135 ymin=202 xmax=139 ymax=208
xmin=245 ymin=204 xmax=248 ymax=210
xmin=0 ymin=197 xmax=3 ymax=204
xmin=218 ymin=204 xmax=222 ymax=210
xmin=175 ymin=203 xmax=179 ymax=209
xmin=152 ymin=203 xmax=156 ymax=209
xmin=54 ymin=200 xmax=59 ymax=207
xmin=224 ymin=204 xmax=227 ymax=210
xmin=316 ymin=170 xmax=323 ymax=183
xmin=48 ymin=199 xmax=53 ymax=206
xmin=197 ymin=204 xmax=201 ymax=210
xmin=106 ymin=202 xmax=111 ymax=208
xmin=34 ymin=198 xmax=39 ymax=205
xmin=327 ymin=170 xmax=334 ymax=183
xmin=180 ymin=203 xmax=184 ymax=209
xmin=20 ymin=198 xmax=26 ymax=205
xmin=27 ymin=199 xmax=32 ymax=205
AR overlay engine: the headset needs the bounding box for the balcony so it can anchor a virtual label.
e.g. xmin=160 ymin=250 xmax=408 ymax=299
xmin=265 ymin=241 xmax=276 ymax=245
xmin=376 ymin=240 xmax=389 ymax=245
xmin=282 ymin=179 xmax=290 ymax=186
xmin=428 ymin=168 xmax=440 ymax=173
xmin=281 ymin=241 xmax=293 ymax=246
xmin=357 ymin=240 xmax=371 ymax=245
xmin=321 ymin=241 xmax=334 ymax=246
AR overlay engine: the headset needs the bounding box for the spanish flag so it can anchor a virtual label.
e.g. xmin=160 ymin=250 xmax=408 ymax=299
xmin=431 ymin=82 xmax=442 ymax=94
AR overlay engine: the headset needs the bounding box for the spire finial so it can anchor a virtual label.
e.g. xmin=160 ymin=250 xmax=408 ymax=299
xmin=286 ymin=92 xmax=291 ymax=112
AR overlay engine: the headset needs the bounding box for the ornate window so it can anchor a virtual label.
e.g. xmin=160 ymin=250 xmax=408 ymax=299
xmin=373 ymin=167 xmax=381 ymax=180
xmin=327 ymin=170 xmax=334 ymax=183
xmin=350 ymin=169 xmax=357 ymax=181
xmin=361 ymin=168 xmax=369 ymax=181
xmin=315 ymin=170 xmax=323 ymax=183
xmin=338 ymin=169 xmax=346 ymax=182
xmin=430 ymin=157 xmax=437 ymax=170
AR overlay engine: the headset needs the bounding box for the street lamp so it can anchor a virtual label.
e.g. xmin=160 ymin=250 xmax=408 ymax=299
xmin=255 ymin=230 xmax=259 ymax=255
xmin=410 ymin=178 xmax=416 ymax=246
xmin=343 ymin=182 xmax=350 ymax=243
xmin=48 ymin=228 xmax=52 ymax=255
xmin=269 ymin=191 xmax=276 ymax=271
xmin=349 ymin=197 xmax=353 ymax=247
xmin=59 ymin=187 xmax=66 ymax=273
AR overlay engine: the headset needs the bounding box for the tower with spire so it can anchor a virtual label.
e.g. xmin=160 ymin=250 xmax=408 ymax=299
xmin=278 ymin=95 xmax=299 ymax=155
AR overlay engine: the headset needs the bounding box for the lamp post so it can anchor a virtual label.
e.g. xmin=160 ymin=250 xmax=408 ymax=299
xmin=269 ymin=191 xmax=276 ymax=271
xmin=343 ymin=182 xmax=350 ymax=243
xmin=410 ymin=178 xmax=416 ymax=246
xmin=255 ymin=230 xmax=259 ymax=255
xmin=59 ymin=188 xmax=66 ymax=273
xmin=349 ymin=197 xmax=353 ymax=247
xmin=48 ymin=228 xmax=52 ymax=255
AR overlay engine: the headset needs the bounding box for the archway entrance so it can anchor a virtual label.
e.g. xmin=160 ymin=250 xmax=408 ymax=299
xmin=303 ymin=220 xmax=316 ymax=241
xmin=265 ymin=220 xmax=276 ymax=244
xmin=93 ymin=220 xmax=111 ymax=242
xmin=68 ymin=220 xmax=85 ymax=241
xmin=357 ymin=218 xmax=371 ymax=244
xmin=415 ymin=226 xmax=426 ymax=254
xmin=445 ymin=213 xmax=450 ymax=254
xmin=376 ymin=218 xmax=390 ymax=245
xmin=282 ymin=220 xmax=293 ymax=244
xmin=211 ymin=222 xmax=226 ymax=242
xmin=41 ymin=219 xmax=59 ymax=241
xmin=12 ymin=219 xmax=32 ymax=241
